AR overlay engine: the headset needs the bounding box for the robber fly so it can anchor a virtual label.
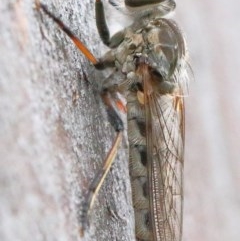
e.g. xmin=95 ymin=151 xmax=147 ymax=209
xmin=36 ymin=0 xmax=192 ymax=240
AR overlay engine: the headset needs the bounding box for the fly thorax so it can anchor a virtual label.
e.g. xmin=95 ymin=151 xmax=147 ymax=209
xmin=114 ymin=29 xmax=144 ymax=69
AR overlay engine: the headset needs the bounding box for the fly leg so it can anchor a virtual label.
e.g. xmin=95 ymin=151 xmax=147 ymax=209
xmin=80 ymin=89 xmax=125 ymax=237
xmin=80 ymin=132 xmax=123 ymax=237
xmin=95 ymin=0 xmax=125 ymax=48
xmin=35 ymin=1 xmax=116 ymax=69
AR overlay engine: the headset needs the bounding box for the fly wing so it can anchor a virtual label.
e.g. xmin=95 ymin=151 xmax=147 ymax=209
xmin=143 ymin=69 xmax=185 ymax=241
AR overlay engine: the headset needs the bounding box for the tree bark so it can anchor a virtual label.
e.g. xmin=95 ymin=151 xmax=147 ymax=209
xmin=0 ymin=0 xmax=133 ymax=240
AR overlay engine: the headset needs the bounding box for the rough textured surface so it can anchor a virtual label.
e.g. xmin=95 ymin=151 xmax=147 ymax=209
xmin=1 ymin=0 xmax=240 ymax=241
xmin=0 ymin=0 xmax=133 ymax=240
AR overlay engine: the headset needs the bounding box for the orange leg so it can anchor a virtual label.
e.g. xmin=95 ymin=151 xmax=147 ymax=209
xmin=36 ymin=1 xmax=98 ymax=65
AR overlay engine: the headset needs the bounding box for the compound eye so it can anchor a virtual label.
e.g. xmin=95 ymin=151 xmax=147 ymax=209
xmin=125 ymin=0 xmax=167 ymax=8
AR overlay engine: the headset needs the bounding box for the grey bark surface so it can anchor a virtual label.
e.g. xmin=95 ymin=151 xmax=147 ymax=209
xmin=0 ymin=0 xmax=133 ymax=240
xmin=1 ymin=0 xmax=240 ymax=241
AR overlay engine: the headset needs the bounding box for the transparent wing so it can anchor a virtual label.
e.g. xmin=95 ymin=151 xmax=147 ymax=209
xmin=145 ymin=79 xmax=185 ymax=241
